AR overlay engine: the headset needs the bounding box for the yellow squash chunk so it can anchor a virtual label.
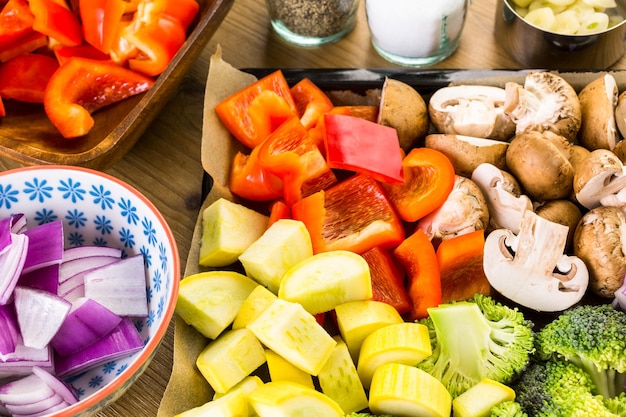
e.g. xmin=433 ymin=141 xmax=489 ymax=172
xmin=199 ymin=198 xmax=268 ymax=267
xmin=452 ymin=378 xmax=516 ymax=417
xmin=265 ymin=349 xmax=315 ymax=389
xmin=196 ymin=328 xmax=266 ymax=394
xmin=175 ymin=388 xmax=248 ymax=417
xmin=176 ymin=271 xmax=259 ymax=339
xmin=335 ymin=300 xmax=404 ymax=361
xmin=239 ymin=219 xmax=313 ymax=293
xmin=213 ymin=375 xmax=264 ymax=400
xmin=357 ymin=322 xmax=432 ymax=388
xmin=369 ymin=363 xmax=452 ymax=417
xmin=318 ymin=336 xmax=369 ymax=414
xmin=246 ymin=299 xmax=336 ymax=375
xmin=248 ymin=381 xmax=344 ymax=417
xmin=232 ymin=285 xmax=277 ymax=330
xmin=278 ymin=250 xmax=372 ymax=315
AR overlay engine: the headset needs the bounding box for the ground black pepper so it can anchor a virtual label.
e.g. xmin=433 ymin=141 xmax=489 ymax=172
xmin=267 ymin=0 xmax=358 ymax=38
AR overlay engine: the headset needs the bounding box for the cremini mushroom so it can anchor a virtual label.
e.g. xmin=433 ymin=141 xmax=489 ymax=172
xmin=534 ymin=199 xmax=583 ymax=253
xmin=416 ymin=175 xmax=489 ymax=245
xmin=614 ymin=90 xmax=626 ymax=140
xmin=573 ymin=205 xmax=626 ymax=298
xmin=483 ymin=210 xmax=589 ymax=312
xmin=573 ymin=149 xmax=626 ymax=210
xmin=471 ymin=163 xmax=532 ymax=234
xmin=428 ymin=85 xmax=515 ymax=141
xmin=505 ymin=131 xmax=575 ymax=202
xmin=377 ymin=77 xmax=429 ymax=151
xmin=424 ymin=134 xmax=509 ymax=178
xmin=578 ymin=74 xmax=619 ymax=151
xmin=504 ymin=71 xmax=582 ymax=142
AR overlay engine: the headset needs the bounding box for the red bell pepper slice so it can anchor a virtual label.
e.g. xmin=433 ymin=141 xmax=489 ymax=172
xmin=215 ymin=70 xmax=299 ymax=149
xmin=393 ymin=228 xmax=442 ymax=321
xmin=0 ymin=0 xmax=35 ymax=44
xmin=0 ymin=30 xmax=47 ymax=62
xmin=43 ymin=57 xmax=154 ymax=138
xmin=436 ymin=230 xmax=490 ymax=304
xmin=229 ymin=147 xmax=284 ymax=202
xmin=0 ymin=96 xmax=5 ymax=117
xmin=290 ymin=78 xmax=334 ymax=129
xmin=79 ymin=0 xmax=126 ymax=54
xmin=324 ymin=113 xmax=405 ymax=185
xmin=53 ymin=44 xmax=111 ymax=65
xmin=29 ymin=0 xmax=83 ymax=46
xmin=124 ymin=15 xmax=186 ymax=77
xmin=291 ymin=174 xmax=405 ymax=254
xmin=0 ymin=53 xmax=59 ymax=103
xmin=382 ymin=147 xmax=456 ymax=223
xmin=257 ymin=116 xmax=337 ymax=206
xmin=361 ymin=246 xmax=412 ymax=315
xmin=335 ymin=105 xmax=379 ymax=122
xmin=135 ymin=0 xmax=199 ymax=31
xmin=267 ymin=200 xmax=291 ymax=228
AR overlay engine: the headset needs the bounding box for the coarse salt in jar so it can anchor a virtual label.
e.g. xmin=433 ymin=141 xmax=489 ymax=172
xmin=365 ymin=0 xmax=470 ymax=66
xmin=266 ymin=0 xmax=360 ymax=46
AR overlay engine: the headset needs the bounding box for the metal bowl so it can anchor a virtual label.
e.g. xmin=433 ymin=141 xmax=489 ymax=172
xmin=495 ymin=0 xmax=626 ymax=69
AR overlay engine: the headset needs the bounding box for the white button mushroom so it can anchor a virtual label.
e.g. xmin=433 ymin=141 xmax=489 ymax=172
xmin=483 ymin=210 xmax=589 ymax=312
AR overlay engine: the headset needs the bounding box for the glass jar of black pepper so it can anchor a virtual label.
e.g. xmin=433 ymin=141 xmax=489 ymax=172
xmin=266 ymin=0 xmax=360 ymax=46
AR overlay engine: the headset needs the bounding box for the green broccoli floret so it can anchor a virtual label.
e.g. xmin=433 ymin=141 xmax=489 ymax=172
xmin=513 ymin=359 xmax=619 ymax=417
xmin=490 ymin=400 xmax=528 ymax=417
xmin=605 ymin=393 xmax=626 ymax=417
xmin=535 ymin=303 xmax=626 ymax=399
xmin=416 ymin=294 xmax=534 ymax=398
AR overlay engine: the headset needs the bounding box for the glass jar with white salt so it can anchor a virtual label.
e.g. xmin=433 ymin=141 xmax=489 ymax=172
xmin=365 ymin=0 xmax=471 ymax=67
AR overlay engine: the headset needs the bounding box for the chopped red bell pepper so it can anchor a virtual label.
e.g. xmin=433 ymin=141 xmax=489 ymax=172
xmin=290 ymin=78 xmax=334 ymax=129
xmin=79 ymin=0 xmax=125 ymax=54
xmin=124 ymin=15 xmax=186 ymax=77
xmin=0 ymin=53 xmax=59 ymax=103
xmin=267 ymin=200 xmax=291 ymax=228
xmin=334 ymin=105 xmax=379 ymax=122
xmin=43 ymin=57 xmax=154 ymax=138
xmin=29 ymin=0 xmax=83 ymax=46
xmin=436 ymin=230 xmax=490 ymax=304
xmin=53 ymin=44 xmax=111 ymax=65
xmin=324 ymin=113 xmax=405 ymax=185
xmin=135 ymin=0 xmax=199 ymax=31
xmin=382 ymin=147 xmax=456 ymax=222
xmin=361 ymin=246 xmax=412 ymax=315
xmin=0 ymin=0 xmax=35 ymax=44
xmin=215 ymin=70 xmax=299 ymax=149
xmin=0 ymin=96 xmax=5 ymax=117
xmin=0 ymin=30 xmax=47 ymax=62
xmin=393 ymin=228 xmax=442 ymax=321
xmin=291 ymin=174 xmax=405 ymax=254
xmin=229 ymin=147 xmax=284 ymax=202
xmin=257 ymin=116 xmax=337 ymax=206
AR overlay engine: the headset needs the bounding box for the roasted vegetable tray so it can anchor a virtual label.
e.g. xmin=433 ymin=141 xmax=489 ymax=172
xmin=162 ymin=67 xmax=626 ymax=417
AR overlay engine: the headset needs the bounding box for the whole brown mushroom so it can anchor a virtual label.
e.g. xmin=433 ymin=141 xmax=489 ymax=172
xmin=573 ymin=205 xmax=626 ymax=298
xmin=578 ymin=74 xmax=619 ymax=151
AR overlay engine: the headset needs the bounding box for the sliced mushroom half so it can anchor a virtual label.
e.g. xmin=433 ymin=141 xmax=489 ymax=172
xmin=504 ymin=71 xmax=582 ymax=143
xmin=573 ymin=149 xmax=626 ymax=210
xmin=428 ymin=85 xmax=516 ymax=141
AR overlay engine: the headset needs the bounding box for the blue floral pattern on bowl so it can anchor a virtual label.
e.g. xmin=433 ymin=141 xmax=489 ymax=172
xmin=0 ymin=166 xmax=180 ymax=417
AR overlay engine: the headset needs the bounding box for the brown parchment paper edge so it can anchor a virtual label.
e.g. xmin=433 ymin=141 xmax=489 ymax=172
xmin=157 ymin=49 xmax=626 ymax=416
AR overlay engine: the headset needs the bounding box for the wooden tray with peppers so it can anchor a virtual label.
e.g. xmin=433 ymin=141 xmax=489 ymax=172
xmin=0 ymin=0 xmax=232 ymax=169
xmin=159 ymin=49 xmax=626 ymax=416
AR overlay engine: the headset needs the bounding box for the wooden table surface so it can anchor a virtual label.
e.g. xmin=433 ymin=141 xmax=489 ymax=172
xmin=3 ymin=0 xmax=621 ymax=415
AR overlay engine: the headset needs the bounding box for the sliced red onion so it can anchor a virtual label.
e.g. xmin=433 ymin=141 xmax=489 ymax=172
xmin=613 ymin=275 xmax=626 ymax=311
xmin=0 ymin=217 xmax=13 ymax=256
xmin=0 ymin=305 xmax=19 ymax=356
xmin=0 ymin=233 xmax=29 ymax=305
xmin=54 ymin=317 xmax=144 ymax=378
xmin=14 ymin=287 xmax=71 ymax=350
xmin=32 ymin=366 xmax=77 ymax=405
xmin=4 ymin=393 xmax=64 ymax=416
xmin=9 ymin=215 xmax=27 ymax=235
xmin=17 ymin=264 xmax=59 ymax=295
xmin=0 ymin=344 xmax=53 ymax=378
xmin=21 ymin=221 xmax=63 ymax=275
xmin=0 ymin=374 xmax=55 ymax=405
xmin=61 ymin=245 xmax=122 ymax=264
xmin=50 ymin=298 xmax=122 ymax=356
xmin=83 ymin=254 xmax=148 ymax=317
xmin=59 ymin=255 xmax=121 ymax=284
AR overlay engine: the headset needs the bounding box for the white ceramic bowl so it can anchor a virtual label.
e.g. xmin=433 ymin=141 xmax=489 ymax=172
xmin=0 ymin=165 xmax=180 ymax=416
